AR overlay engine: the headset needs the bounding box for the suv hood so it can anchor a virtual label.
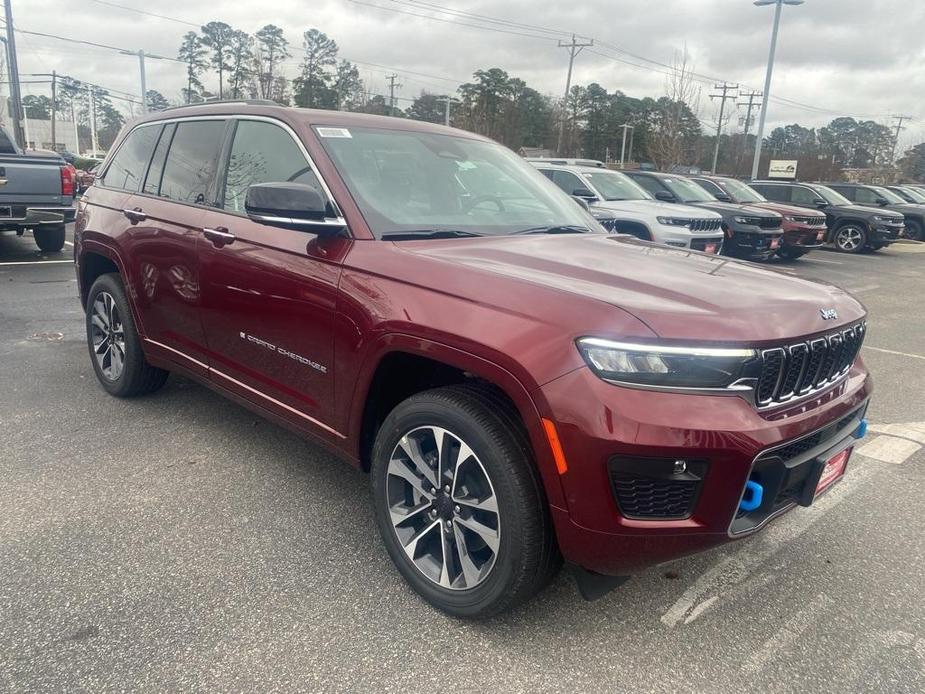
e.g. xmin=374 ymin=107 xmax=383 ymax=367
xmin=832 ymin=204 xmax=903 ymax=220
xmin=401 ymin=234 xmax=865 ymax=343
xmin=593 ymin=199 xmax=722 ymax=219
xmin=888 ymin=203 xmax=925 ymax=218
xmin=689 ymin=201 xmax=781 ymax=218
xmin=754 ymin=202 xmax=826 ymax=219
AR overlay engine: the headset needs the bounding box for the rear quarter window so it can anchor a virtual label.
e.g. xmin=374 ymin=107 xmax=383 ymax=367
xmin=101 ymin=124 xmax=161 ymax=192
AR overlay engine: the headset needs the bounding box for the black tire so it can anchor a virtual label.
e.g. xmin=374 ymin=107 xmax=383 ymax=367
xmin=34 ymin=225 xmax=66 ymax=253
xmin=832 ymin=223 xmax=867 ymax=253
xmin=904 ymin=220 xmax=923 ymax=242
xmin=777 ymin=246 xmax=808 ymax=260
xmin=371 ymin=384 xmax=559 ymax=618
xmin=85 ymin=273 xmax=168 ymax=397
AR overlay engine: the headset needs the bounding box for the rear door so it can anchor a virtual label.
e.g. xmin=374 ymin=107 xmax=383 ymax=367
xmin=197 ymin=118 xmax=343 ymax=433
xmin=118 ymin=118 xmax=227 ymax=374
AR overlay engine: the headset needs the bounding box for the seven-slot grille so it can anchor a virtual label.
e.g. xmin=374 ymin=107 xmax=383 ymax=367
xmin=790 ymin=215 xmax=826 ymax=226
xmin=756 ymin=323 xmax=865 ymax=407
xmin=689 ymin=218 xmax=722 ymax=232
xmin=758 ymin=216 xmax=782 ymax=229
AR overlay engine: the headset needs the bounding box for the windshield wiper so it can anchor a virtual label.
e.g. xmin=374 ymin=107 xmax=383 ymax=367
xmin=381 ymin=229 xmax=484 ymax=240
xmin=511 ymin=225 xmax=591 ymax=235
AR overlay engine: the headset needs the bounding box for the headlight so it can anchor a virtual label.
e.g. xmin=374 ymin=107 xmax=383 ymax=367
xmin=733 ymin=216 xmax=761 ymax=225
xmin=577 ymin=337 xmax=758 ymax=389
xmin=656 ymin=216 xmax=690 ymax=227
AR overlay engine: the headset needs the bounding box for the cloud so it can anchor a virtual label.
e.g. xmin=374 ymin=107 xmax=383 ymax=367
xmin=12 ymin=0 xmax=925 ymax=135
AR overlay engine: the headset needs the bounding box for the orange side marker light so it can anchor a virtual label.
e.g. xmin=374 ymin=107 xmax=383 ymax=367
xmin=542 ymin=418 xmax=569 ymax=475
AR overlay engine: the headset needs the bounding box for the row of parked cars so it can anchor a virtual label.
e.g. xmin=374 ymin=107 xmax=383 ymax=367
xmin=526 ymin=158 xmax=924 ymax=259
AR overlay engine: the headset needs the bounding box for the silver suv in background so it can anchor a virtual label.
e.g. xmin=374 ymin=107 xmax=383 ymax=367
xmin=532 ymin=163 xmax=724 ymax=254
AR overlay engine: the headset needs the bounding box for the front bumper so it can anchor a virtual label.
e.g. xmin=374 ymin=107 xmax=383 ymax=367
xmin=538 ymin=362 xmax=872 ymax=575
xmin=870 ymin=223 xmax=903 ymax=246
xmin=782 ymin=225 xmax=826 ymax=249
xmin=724 ymin=226 xmax=784 ymax=260
xmin=652 ymin=227 xmax=724 ymax=254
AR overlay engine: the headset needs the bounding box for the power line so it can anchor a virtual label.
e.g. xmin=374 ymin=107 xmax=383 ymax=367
xmin=14 ymin=28 xmax=183 ymax=63
xmin=86 ymin=0 xmax=200 ymax=28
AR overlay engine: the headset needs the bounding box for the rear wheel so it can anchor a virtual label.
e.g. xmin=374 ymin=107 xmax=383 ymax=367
xmin=370 ymin=384 xmax=558 ymax=618
xmin=34 ymin=225 xmax=66 ymax=253
xmin=86 ymin=273 xmax=169 ymax=397
xmin=833 ymin=223 xmax=867 ymax=253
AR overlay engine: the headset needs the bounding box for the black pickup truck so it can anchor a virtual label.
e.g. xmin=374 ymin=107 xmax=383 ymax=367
xmin=751 ymin=181 xmax=904 ymax=253
xmin=0 ymin=126 xmax=76 ymax=252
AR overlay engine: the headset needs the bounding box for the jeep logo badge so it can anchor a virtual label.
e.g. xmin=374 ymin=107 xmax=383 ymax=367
xmin=820 ymin=308 xmax=838 ymax=320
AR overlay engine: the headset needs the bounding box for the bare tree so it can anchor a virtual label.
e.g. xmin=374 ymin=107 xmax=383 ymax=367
xmin=649 ymin=49 xmax=703 ymax=171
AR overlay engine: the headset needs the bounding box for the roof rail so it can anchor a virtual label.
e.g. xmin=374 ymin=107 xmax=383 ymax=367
xmin=159 ymin=99 xmax=279 ymax=112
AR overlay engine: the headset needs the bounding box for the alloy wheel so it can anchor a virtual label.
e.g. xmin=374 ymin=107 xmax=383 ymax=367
xmin=386 ymin=426 xmax=500 ymax=590
xmin=90 ymin=291 xmax=126 ymax=380
xmin=836 ymin=226 xmax=863 ymax=251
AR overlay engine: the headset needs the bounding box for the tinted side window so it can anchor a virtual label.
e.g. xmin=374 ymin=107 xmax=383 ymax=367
xmin=0 ymin=128 xmax=18 ymax=154
xmin=222 ymin=120 xmax=321 ymax=213
xmin=853 ymin=187 xmax=878 ymax=204
xmin=143 ymin=123 xmax=175 ymax=196
xmin=159 ymin=120 xmax=226 ymax=204
xmin=631 ymin=175 xmax=664 ymax=197
xmin=101 ymin=125 xmax=160 ymax=192
xmin=790 ymin=186 xmax=819 ymax=205
xmin=550 ymin=170 xmax=585 ymax=195
xmin=695 ymin=179 xmax=723 ymax=197
xmin=754 ymin=184 xmax=788 ymax=202
xmin=538 ymin=169 xmax=555 ymax=180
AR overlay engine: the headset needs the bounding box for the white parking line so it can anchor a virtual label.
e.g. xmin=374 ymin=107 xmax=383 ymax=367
xmin=741 ymin=592 xmax=833 ymax=673
xmin=856 ymin=435 xmax=921 ymax=464
xmin=863 ymin=345 xmax=925 ymax=361
xmin=868 ymin=422 xmax=925 ymax=444
xmin=0 ymin=260 xmax=73 ymax=266
xmin=64 ymin=240 xmax=74 ymax=247
xmin=846 ymin=284 xmax=881 ymax=294
xmin=803 ymin=257 xmax=843 ymax=265
xmin=660 ymin=456 xmax=876 ymax=628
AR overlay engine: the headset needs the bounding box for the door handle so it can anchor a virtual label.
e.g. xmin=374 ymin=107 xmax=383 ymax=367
xmin=122 ymin=207 xmax=147 ymax=223
xmin=203 ymin=227 xmax=236 ymax=248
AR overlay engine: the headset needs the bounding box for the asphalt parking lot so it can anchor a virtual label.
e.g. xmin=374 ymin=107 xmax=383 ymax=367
xmin=2 ymin=227 xmax=924 ymax=693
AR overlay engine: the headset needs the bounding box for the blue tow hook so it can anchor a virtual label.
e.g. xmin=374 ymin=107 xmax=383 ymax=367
xmin=855 ymin=418 xmax=868 ymax=439
xmin=739 ymin=480 xmax=764 ymax=513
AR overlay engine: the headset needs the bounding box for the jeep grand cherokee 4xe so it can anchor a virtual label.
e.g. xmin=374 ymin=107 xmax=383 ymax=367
xmin=691 ymin=175 xmax=826 ymax=259
xmin=624 ymin=170 xmax=784 ymax=260
xmin=751 ymin=181 xmax=904 ymax=253
xmin=75 ymin=104 xmax=872 ymax=617
xmin=533 ymin=163 xmax=724 ymax=254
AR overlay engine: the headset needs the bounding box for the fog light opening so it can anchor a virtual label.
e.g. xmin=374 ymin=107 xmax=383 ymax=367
xmin=739 ymin=479 xmax=764 ymax=513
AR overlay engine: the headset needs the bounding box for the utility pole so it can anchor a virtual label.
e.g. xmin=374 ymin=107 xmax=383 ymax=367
xmin=50 ymin=70 xmax=57 ymax=150
xmin=737 ymin=91 xmax=762 ymax=176
xmin=89 ymin=87 xmax=99 ymax=155
xmin=751 ymin=0 xmax=804 ymax=181
xmin=119 ymin=48 xmax=148 ymax=113
xmin=627 ymin=126 xmax=636 ymax=164
xmin=709 ymin=82 xmax=738 ymax=174
xmin=436 ymin=96 xmax=458 ymax=127
xmin=556 ymin=34 xmax=593 ymax=156
xmin=3 ymin=0 xmax=26 ymax=149
xmin=619 ymin=124 xmax=635 ymax=167
xmin=385 ymin=74 xmax=401 ymax=117
xmin=889 ymin=115 xmax=912 ymax=164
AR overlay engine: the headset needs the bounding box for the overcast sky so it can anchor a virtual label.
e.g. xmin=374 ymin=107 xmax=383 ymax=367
xmin=10 ymin=0 xmax=925 ymax=147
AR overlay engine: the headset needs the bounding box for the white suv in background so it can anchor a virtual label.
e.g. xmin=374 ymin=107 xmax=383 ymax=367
xmin=533 ymin=163 xmax=725 ymax=254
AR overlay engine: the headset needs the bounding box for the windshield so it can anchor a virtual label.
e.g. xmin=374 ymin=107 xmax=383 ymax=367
xmin=584 ymin=171 xmax=653 ymax=201
xmin=720 ymin=179 xmax=766 ymax=204
xmin=871 ymin=186 xmax=905 ymax=204
xmin=314 ymin=126 xmax=599 ymax=238
xmin=662 ymin=176 xmax=717 ymax=203
xmin=814 ymin=185 xmax=853 ymax=206
xmin=898 ymin=186 xmax=925 ymax=203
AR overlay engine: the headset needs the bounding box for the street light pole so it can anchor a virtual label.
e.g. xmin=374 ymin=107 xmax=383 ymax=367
xmin=750 ymin=0 xmax=804 ymax=181
xmin=3 ymin=0 xmax=27 ymax=149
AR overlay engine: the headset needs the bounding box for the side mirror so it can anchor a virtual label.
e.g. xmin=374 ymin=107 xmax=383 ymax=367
xmin=571 ymin=195 xmax=591 ymax=211
xmin=875 ymin=197 xmax=889 ymax=207
xmin=715 ymin=193 xmax=733 ymax=203
xmin=654 ymin=190 xmax=675 ymax=203
xmin=245 ymin=182 xmax=346 ymax=236
xmin=572 ymin=187 xmax=598 ymax=201
xmin=813 ymin=198 xmax=828 ymax=209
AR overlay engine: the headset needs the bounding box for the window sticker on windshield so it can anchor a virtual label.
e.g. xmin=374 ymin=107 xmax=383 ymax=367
xmin=317 ymin=127 xmax=352 ymax=138
xmin=456 ymin=161 xmax=477 ymax=170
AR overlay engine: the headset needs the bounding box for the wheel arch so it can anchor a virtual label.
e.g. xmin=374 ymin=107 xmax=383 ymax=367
xmin=348 ymin=336 xmax=567 ymax=509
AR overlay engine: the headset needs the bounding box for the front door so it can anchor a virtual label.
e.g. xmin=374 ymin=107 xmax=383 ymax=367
xmin=198 ymin=118 xmax=343 ymax=434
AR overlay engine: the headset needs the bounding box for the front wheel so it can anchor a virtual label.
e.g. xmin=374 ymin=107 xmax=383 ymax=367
xmin=833 ymin=224 xmax=867 ymax=253
xmin=903 ymin=220 xmax=923 ymax=242
xmin=34 ymin=225 xmax=66 ymax=253
xmin=86 ymin=273 xmax=169 ymax=397
xmin=370 ymin=384 xmax=558 ymax=618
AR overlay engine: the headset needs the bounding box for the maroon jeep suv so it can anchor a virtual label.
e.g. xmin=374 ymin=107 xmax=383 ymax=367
xmin=75 ymin=103 xmax=872 ymax=617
